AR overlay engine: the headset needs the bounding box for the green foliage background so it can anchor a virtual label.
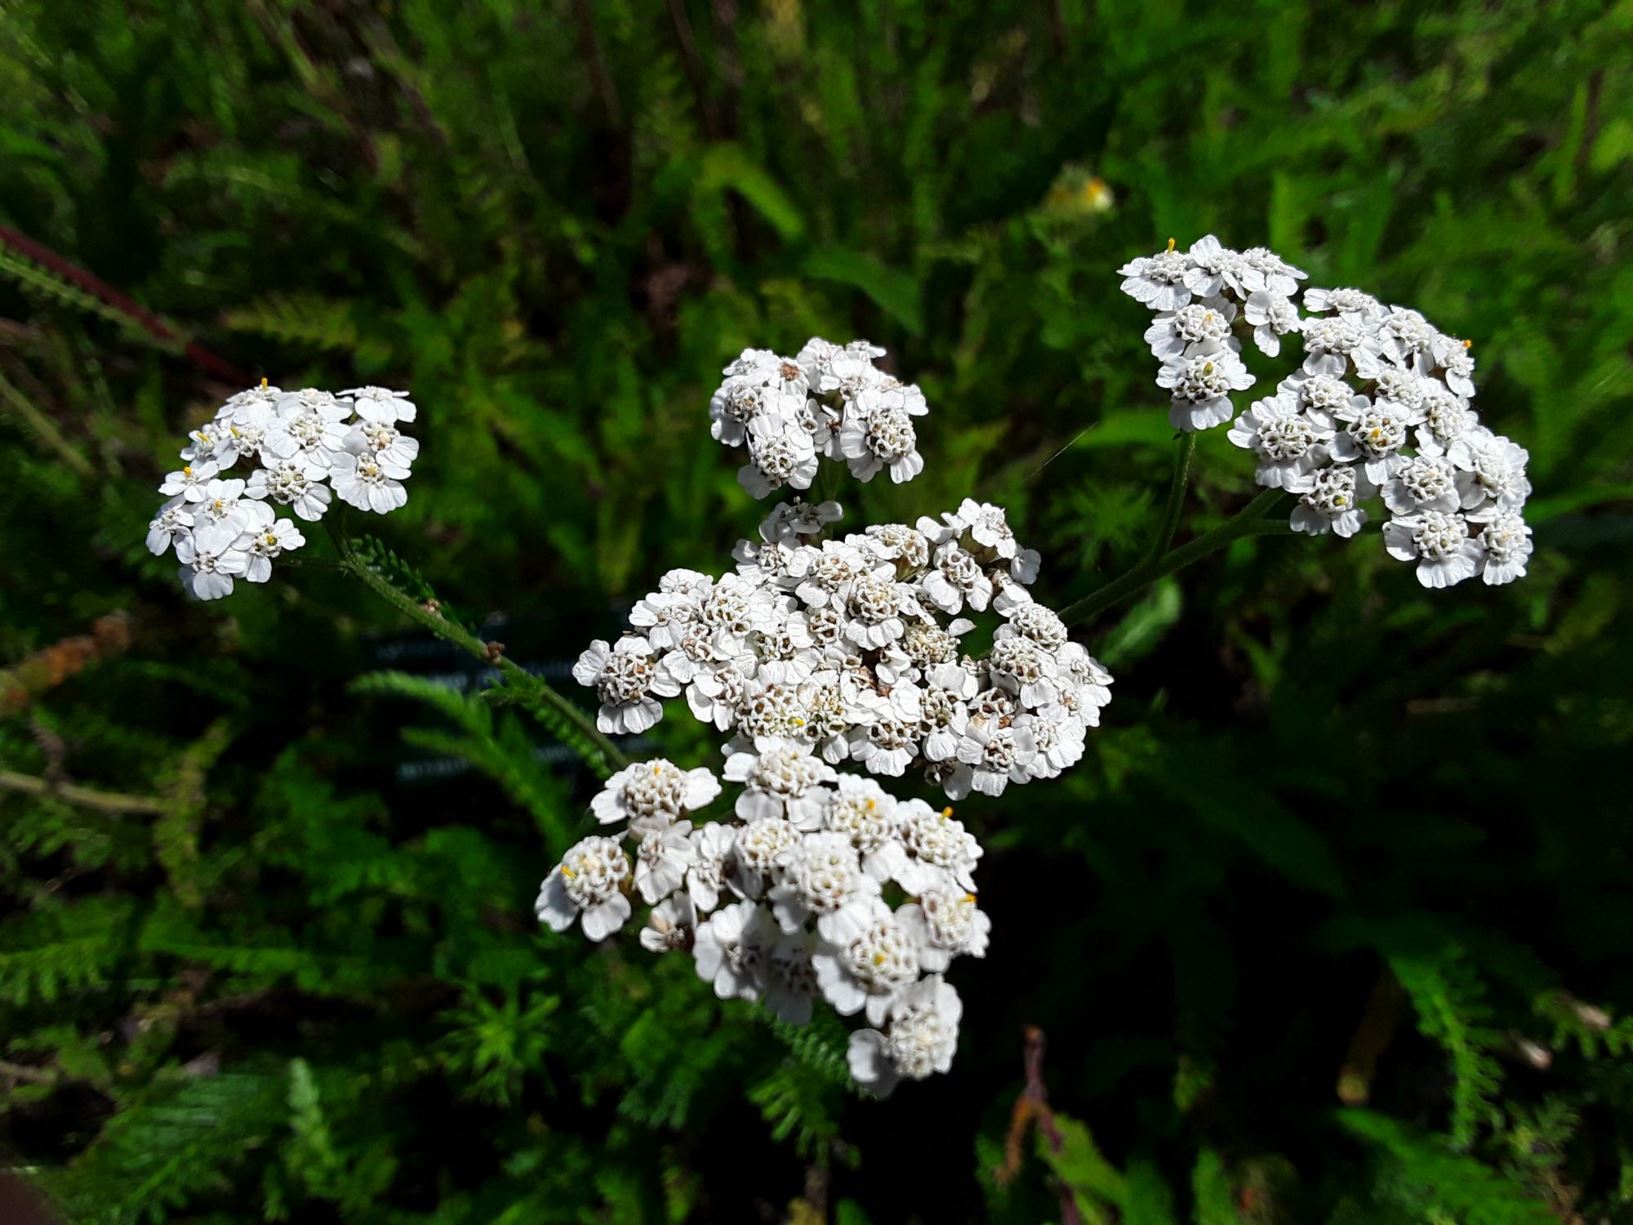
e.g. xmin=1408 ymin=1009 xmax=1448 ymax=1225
xmin=1 ymin=1 xmax=1631 ymax=1221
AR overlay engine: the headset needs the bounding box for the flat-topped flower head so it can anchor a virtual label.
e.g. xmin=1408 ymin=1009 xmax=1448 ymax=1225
xmin=330 ymin=451 xmax=409 ymax=514
xmin=1143 ymin=298 xmax=1237 ymax=362
xmin=847 ymin=975 xmax=962 ymax=1098
xmin=1472 ymin=508 xmax=1532 ymax=585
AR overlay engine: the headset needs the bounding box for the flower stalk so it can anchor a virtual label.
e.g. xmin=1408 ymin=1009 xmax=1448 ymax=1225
xmin=1059 ymin=486 xmax=1287 ymax=626
xmin=331 ymin=528 xmax=628 ymax=777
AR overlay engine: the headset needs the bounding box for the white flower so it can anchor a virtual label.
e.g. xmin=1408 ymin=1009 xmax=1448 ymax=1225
xmin=1228 ymin=394 xmax=1334 ymax=491
xmin=1450 ymin=430 xmax=1531 ymax=512
xmin=573 ymin=637 xmax=682 ymax=734
xmin=344 ymin=418 xmax=420 ymax=475
xmin=1118 ymin=243 xmax=1194 ymax=310
xmin=1290 ymin=466 xmax=1371 ymax=538
xmin=1016 ymin=706 xmax=1087 ymax=779
xmin=1303 ymin=286 xmax=1382 ymax=323
xmin=639 ymin=894 xmax=697 ymax=954
xmin=245 ymin=459 xmax=333 ymax=522
xmin=765 ymin=934 xmax=821 ymax=1025
xmin=265 ymin=390 xmax=350 ymax=469
xmin=724 ymin=738 xmax=836 ymax=825
xmin=1156 ymin=350 xmax=1255 ymax=431
xmin=1143 ymin=299 xmax=1237 ymax=362
xmin=760 ymin=497 xmax=843 ymax=542
xmin=729 ymin=817 xmax=801 ymax=898
xmin=1382 ymin=455 xmax=1460 ymax=515
xmin=894 ymin=801 xmax=982 ymax=893
xmin=1300 ymin=315 xmax=1369 ymax=377
xmin=840 ymin=573 xmax=918 ymax=650
xmin=220 ymin=382 xmax=284 ymax=424
xmin=847 ymin=976 xmax=962 ymax=1098
xmin=823 ymin=776 xmax=906 ymax=881
xmin=837 ymin=385 xmax=926 ymax=484
xmin=986 ymin=635 xmax=1059 ymax=709
xmin=1329 ymin=399 xmax=1414 ymax=485
xmin=1182 ymin=235 xmax=1253 ymax=299
xmin=1370 ymin=367 xmax=1430 ymax=418
xmin=812 ymin=899 xmax=920 ymax=1024
xmin=1416 ymin=387 xmax=1479 ymax=457
xmin=692 ymin=899 xmax=776 ymax=1000
xmin=1382 ymin=510 xmax=1484 ymax=589
xmin=768 ymin=831 xmax=881 ymax=943
xmin=146 ymin=500 xmax=194 ymax=556
xmin=950 ymin=721 xmax=1036 ymax=798
xmin=916 ymin=662 xmax=977 ymax=762
xmin=634 ymin=823 xmax=695 ymax=904
xmin=535 ymin=835 xmax=632 ymax=941
xmin=175 ymin=523 xmax=250 ymax=600
xmin=686 ymin=822 xmax=736 ymax=911
xmin=1281 ymin=370 xmax=1367 ymax=423
xmin=591 ymin=759 xmax=720 ymax=830
xmin=1470 ymin=508 xmax=1532 ymax=585
xmin=1241 ymin=246 xmax=1306 ymax=298
xmin=847 ymin=687 xmax=923 ymax=777
xmin=215 ymin=399 xmax=276 ymax=467
xmin=897 ymin=886 xmax=990 ymax=972
xmin=1371 ymin=307 xmax=1441 ymax=369
xmin=329 ymin=451 xmax=409 ymax=514
xmin=196 ymin=478 xmax=273 ymax=532
xmin=344 ymin=385 xmax=417 ymax=424
xmin=238 ymin=519 xmax=306 ymax=582
xmin=920 ymin=544 xmax=993 ymax=614
xmin=160 ymin=461 xmax=219 ymax=502
xmin=1438 ymin=339 xmax=1477 ymax=398
xmin=1054 ymin=642 xmax=1114 ymax=724
xmin=1243 ymin=290 xmax=1301 ymax=357
xmin=739 ymin=413 xmax=820 ymax=498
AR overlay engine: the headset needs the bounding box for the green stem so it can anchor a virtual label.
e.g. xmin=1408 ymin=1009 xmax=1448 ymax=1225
xmin=328 ymin=527 xmax=628 ymax=777
xmin=1148 ymin=432 xmax=1197 ymax=562
xmin=1060 ymin=487 xmax=1288 ymax=626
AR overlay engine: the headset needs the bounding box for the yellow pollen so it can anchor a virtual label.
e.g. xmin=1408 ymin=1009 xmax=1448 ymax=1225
xmin=1165 ymin=237 xmax=1176 ymax=252
xmin=182 ymin=465 xmax=193 ymax=478
xmin=1203 ymin=361 xmax=1215 ymax=375
xmin=259 ymin=377 xmax=268 ymax=389
xmin=560 ymin=866 xmax=575 ymax=880
xmin=872 ymin=952 xmax=887 ymax=966
xmin=230 ymin=426 xmax=241 ymax=437
xmin=1462 ymin=338 xmax=1473 ymax=350
xmin=962 ymin=893 xmax=977 ymax=905
xmin=864 ymin=798 xmax=876 ymax=811
xmin=940 ymin=806 xmax=954 ymax=820
xmin=264 ymin=533 xmax=277 ymax=546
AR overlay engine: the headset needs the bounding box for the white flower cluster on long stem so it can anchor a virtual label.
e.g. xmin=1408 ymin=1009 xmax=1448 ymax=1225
xmin=1120 ymin=237 xmax=1533 ymax=588
xmin=711 ymin=339 xmax=928 ymax=497
xmin=546 ymin=343 xmax=1113 ymax=1095
xmin=147 ymin=381 xmax=419 ymax=599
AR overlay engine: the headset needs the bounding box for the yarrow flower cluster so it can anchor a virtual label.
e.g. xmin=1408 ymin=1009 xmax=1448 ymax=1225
xmin=1120 ymin=238 xmax=1533 ymax=588
xmin=537 ymin=755 xmax=987 ymax=1097
xmin=544 ymin=342 xmax=1110 ymax=1095
xmin=147 ymin=381 xmax=420 ymax=599
xmin=709 ymin=339 xmax=928 ymax=497
xmin=571 ymin=496 xmax=1112 ymax=800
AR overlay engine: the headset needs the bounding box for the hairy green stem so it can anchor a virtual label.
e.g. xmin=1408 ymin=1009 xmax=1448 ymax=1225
xmin=1059 ymin=487 xmax=1288 ymax=626
xmin=329 ymin=527 xmax=628 ymax=776
xmin=1148 ymin=432 xmax=1198 ymax=562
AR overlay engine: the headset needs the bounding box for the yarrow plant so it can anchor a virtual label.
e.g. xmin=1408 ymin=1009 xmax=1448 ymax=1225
xmin=548 ymin=338 xmax=1107 ymax=1096
xmin=1120 ymin=237 xmax=1533 ymax=587
xmin=163 ymin=259 xmax=1535 ymax=1099
xmin=147 ymin=381 xmax=419 ymax=599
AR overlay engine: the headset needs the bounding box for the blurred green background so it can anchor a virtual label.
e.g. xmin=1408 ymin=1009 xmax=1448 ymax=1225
xmin=2 ymin=1 xmax=1631 ymax=1221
